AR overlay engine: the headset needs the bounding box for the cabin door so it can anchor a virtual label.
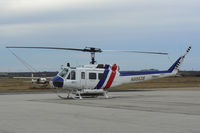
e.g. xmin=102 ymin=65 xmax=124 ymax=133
xmin=86 ymin=71 xmax=99 ymax=89
xmin=80 ymin=71 xmax=86 ymax=89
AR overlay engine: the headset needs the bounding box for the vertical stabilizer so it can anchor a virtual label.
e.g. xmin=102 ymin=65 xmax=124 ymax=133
xmin=168 ymin=46 xmax=192 ymax=72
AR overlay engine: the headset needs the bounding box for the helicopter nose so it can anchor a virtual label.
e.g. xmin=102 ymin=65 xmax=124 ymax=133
xmin=51 ymin=76 xmax=64 ymax=88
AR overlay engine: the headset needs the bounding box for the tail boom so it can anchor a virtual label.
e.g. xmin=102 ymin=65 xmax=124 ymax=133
xmin=117 ymin=46 xmax=191 ymax=86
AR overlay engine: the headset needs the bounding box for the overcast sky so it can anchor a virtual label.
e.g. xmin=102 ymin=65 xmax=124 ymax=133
xmin=0 ymin=0 xmax=199 ymax=72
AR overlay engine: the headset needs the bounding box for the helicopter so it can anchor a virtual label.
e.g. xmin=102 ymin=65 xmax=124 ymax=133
xmin=31 ymin=73 xmax=49 ymax=87
xmin=6 ymin=46 xmax=191 ymax=99
xmin=7 ymin=48 xmax=49 ymax=87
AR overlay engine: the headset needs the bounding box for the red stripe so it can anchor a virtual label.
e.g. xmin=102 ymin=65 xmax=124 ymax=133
xmin=104 ymin=64 xmax=117 ymax=89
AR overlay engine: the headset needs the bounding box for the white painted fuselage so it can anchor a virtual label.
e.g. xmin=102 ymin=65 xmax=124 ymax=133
xmin=51 ymin=64 xmax=177 ymax=91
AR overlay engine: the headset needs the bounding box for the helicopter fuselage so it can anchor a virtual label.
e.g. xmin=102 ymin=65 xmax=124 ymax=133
xmin=50 ymin=63 xmax=177 ymax=93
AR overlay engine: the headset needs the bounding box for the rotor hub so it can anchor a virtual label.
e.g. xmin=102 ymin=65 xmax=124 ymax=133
xmin=83 ymin=47 xmax=102 ymax=64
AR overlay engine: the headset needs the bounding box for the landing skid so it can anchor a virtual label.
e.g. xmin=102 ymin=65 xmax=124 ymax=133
xmin=56 ymin=88 xmax=110 ymax=100
xmin=57 ymin=94 xmax=82 ymax=100
xmin=57 ymin=95 xmax=75 ymax=99
xmin=56 ymin=88 xmax=77 ymax=99
xmin=57 ymin=93 xmax=110 ymax=99
xmin=104 ymin=91 xmax=109 ymax=99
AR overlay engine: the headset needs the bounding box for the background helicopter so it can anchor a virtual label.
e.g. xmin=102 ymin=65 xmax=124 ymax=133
xmin=8 ymin=49 xmax=49 ymax=87
xmin=31 ymin=73 xmax=49 ymax=87
xmin=6 ymin=46 xmax=191 ymax=99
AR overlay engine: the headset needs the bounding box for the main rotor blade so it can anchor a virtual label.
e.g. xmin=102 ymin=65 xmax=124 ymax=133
xmin=103 ymin=50 xmax=168 ymax=55
xmin=6 ymin=46 xmax=168 ymax=55
xmin=6 ymin=46 xmax=85 ymax=52
xmin=6 ymin=46 xmax=102 ymax=53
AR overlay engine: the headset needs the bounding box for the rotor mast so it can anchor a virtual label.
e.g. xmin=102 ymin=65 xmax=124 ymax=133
xmin=84 ymin=47 xmax=102 ymax=64
xmin=90 ymin=52 xmax=95 ymax=64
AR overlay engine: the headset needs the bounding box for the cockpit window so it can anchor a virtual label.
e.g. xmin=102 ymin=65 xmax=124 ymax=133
xmin=66 ymin=71 xmax=76 ymax=80
xmin=67 ymin=73 xmax=70 ymax=79
xmin=59 ymin=68 xmax=68 ymax=78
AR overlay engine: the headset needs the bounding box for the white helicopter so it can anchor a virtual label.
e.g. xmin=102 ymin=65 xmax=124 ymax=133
xmin=6 ymin=46 xmax=191 ymax=99
xmin=31 ymin=73 xmax=49 ymax=87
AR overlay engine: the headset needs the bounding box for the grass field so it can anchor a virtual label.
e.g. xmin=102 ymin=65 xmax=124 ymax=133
xmin=0 ymin=76 xmax=200 ymax=92
xmin=111 ymin=76 xmax=200 ymax=90
xmin=0 ymin=78 xmax=51 ymax=92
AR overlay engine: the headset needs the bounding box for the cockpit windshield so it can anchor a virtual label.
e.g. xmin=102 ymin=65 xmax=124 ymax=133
xmin=59 ymin=68 xmax=69 ymax=78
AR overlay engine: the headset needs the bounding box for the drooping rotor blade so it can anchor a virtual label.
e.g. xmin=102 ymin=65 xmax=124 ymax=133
xmin=102 ymin=50 xmax=168 ymax=55
xmin=7 ymin=49 xmax=37 ymax=72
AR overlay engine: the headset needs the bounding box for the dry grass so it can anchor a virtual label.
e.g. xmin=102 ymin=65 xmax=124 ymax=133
xmin=0 ymin=78 xmax=51 ymax=92
xmin=111 ymin=76 xmax=200 ymax=90
xmin=0 ymin=76 xmax=200 ymax=92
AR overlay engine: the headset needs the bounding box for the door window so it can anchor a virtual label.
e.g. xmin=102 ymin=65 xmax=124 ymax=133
xmin=81 ymin=72 xmax=85 ymax=79
xmin=98 ymin=73 xmax=105 ymax=80
xmin=89 ymin=73 xmax=96 ymax=80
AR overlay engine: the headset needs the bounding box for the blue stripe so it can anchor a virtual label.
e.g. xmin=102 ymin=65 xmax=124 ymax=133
xmin=168 ymin=57 xmax=181 ymax=72
xmin=120 ymin=57 xmax=182 ymax=76
xmin=94 ymin=65 xmax=110 ymax=89
xmin=120 ymin=70 xmax=170 ymax=76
